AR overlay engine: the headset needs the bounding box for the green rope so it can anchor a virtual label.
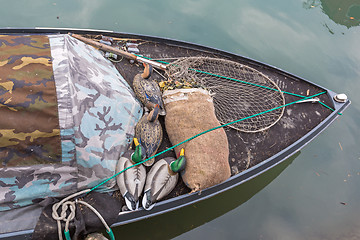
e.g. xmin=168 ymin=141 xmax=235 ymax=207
xmin=318 ymin=101 xmax=342 ymax=115
xmin=88 ymin=55 xmax=344 ymax=192
xmin=136 ymin=54 xmax=339 ymax=113
xmin=89 ymin=91 xmax=327 ymax=192
xmin=188 ymin=69 xmax=341 ymax=115
xmin=135 ymin=54 xmax=170 ymax=65
xmin=188 ymin=67 xmax=306 ymax=98
xmin=137 ymin=54 xmax=303 ymax=97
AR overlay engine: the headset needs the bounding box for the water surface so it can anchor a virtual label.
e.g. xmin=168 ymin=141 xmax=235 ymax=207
xmin=1 ymin=0 xmax=359 ymax=239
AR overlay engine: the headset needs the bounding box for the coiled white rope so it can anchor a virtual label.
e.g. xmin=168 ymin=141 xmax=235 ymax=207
xmin=52 ymin=189 xmax=115 ymax=240
xmin=52 ymin=189 xmax=90 ymax=240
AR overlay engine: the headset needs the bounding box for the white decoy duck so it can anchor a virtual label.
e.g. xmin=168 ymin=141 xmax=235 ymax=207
xmin=132 ymin=63 xmax=166 ymax=115
xmin=116 ymin=138 xmax=146 ymax=211
xmin=134 ymin=104 xmax=163 ymax=166
xmin=142 ymin=148 xmax=186 ymax=210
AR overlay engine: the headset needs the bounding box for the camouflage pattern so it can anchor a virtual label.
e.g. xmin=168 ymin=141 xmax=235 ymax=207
xmin=0 ymin=35 xmax=61 ymax=167
xmin=0 ymin=34 xmax=143 ymax=212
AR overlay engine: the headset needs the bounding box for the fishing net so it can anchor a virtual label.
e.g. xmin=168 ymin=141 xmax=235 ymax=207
xmin=166 ymin=57 xmax=285 ymax=132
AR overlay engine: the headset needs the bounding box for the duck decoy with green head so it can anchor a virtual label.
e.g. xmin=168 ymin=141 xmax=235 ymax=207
xmin=135 ymin=104 xmax=163 ymax=167
xmin=133 ymin=63 xmax=166 ymax=115
xmin=142 ymin=148 xmax=186 ymax=210
xmin=116 ymin=138 xmax=146 ymax=211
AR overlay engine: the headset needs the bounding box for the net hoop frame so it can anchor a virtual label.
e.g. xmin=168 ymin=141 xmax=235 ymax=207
xmin=165 ymin=57 xmax=286 ymax=133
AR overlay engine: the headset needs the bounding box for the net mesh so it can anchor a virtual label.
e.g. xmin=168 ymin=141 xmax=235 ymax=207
xmin=166 ymin=57 xmax=285 ymax=132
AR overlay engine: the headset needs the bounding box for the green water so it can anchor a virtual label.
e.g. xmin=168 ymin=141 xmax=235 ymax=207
xmin=1 ymin=0 xmax=359 ymax=239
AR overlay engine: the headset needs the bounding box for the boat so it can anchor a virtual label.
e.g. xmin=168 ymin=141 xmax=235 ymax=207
xmin=0 ymin=28 xmax=350 ymax=240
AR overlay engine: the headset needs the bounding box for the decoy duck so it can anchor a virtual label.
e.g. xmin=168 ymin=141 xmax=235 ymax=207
xmin=142 ymin=148 xmax=186 ymax=210
xmin=133 ymin=63 xmax=166 ymax=115
xmin=116 ymin=138 xmax=147 ymax=211
xmin=134 ymin=104 xmax=163 ymax=166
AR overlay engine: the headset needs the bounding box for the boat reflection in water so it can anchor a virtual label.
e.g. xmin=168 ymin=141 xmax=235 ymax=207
xmin=113 ymin=152 xmax=301 ymax=239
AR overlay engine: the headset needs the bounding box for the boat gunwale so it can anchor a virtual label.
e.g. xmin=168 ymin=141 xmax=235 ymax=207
xmin=0 ymin=27 xmax=351 ymax=239
xmin=112 ymin=97 xmax=349 ymax=226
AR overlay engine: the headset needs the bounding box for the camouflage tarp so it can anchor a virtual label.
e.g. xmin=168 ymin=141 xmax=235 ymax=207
xmin=0 ymin=35 xmax=61 ymax=166
xmin=0 ymin=34 xmax=142 ymax=213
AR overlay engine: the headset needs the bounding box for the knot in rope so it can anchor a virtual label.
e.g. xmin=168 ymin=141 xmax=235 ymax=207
xmin=52 ymin=201 xmax=76 ymax=221
xmin=52 ymin=201 xmax=76 ymax=236
xmin=51 ymin=189 xmax=115 ymax=240
xmin=51 ymin=189 xmax=90 ymax=240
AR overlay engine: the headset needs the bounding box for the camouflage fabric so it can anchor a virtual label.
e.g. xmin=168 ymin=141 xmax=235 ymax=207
xmin=0 ymin=34 xmax=143 ymax=212
xmin=49 ymin=34 xmax=143 ymax=190
xmin=0 ymin=35 xmax=61 ymax=167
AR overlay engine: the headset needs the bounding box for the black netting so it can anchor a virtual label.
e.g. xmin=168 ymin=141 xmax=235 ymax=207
xmin=166 ymin=57 xmax=285 ymax=132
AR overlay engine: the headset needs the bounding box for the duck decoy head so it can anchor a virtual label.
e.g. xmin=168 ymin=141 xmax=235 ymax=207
xmin=147 ymin=104 xmax=160 ymax=122
xmin=131 ymin=138 xmax=146 ymax=163
xmin=170 ymin=148 xmax=186 ymax=173
xmin=141 ymin=63 xmax=153 ymax=79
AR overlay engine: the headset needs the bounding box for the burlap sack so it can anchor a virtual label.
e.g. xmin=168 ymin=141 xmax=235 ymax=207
xmin=163 ymin=88 xmax=230 ymax=191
